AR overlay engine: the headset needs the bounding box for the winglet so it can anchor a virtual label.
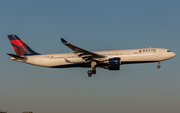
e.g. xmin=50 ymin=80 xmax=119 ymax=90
xmin=61 ymin=38 xmax=68 ymax=43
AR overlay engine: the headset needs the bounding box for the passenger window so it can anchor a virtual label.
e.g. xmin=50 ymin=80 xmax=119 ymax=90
xmin=167 ymin=50 xmax=171 ymax=52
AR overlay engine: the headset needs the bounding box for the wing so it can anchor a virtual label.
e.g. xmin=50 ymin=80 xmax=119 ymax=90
xmin=61 ymin=38 xmax=105 ymax=62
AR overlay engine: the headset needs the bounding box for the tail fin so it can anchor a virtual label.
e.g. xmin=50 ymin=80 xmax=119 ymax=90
xmin=7 ymin=35 xmax=40 ymax=56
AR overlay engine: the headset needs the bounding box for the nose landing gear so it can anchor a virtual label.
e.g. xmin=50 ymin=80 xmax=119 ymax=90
xmin=157 ymin=61 xmax=161 ymax=68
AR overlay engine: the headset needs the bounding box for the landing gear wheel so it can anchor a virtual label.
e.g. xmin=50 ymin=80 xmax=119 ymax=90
xmin=87 ymin=70 xmax=92 ymax=77
xmin=157 ymin=61 xmax=161 ymax=68
xmin=157 ymin=65 xmax=161 ymax=68
xmin=92 ymin=67 xmax=96 ymax=74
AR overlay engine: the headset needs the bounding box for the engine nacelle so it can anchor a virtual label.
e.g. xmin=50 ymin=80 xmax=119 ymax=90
xmin=108 ymin=57 xmax=121 ymax=70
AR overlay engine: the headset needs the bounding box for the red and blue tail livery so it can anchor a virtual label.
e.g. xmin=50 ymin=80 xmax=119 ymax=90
xmin=8 ymin=35 xmax=39 ymax=56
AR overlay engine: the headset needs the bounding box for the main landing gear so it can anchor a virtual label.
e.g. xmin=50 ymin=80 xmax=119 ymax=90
xmin=87 ymin=61 xmax=96 ymax=77
xmin=87 ymin=67 xmax=96 ymax=77
xmin=157 ymin=61 xmax=161 ymax=68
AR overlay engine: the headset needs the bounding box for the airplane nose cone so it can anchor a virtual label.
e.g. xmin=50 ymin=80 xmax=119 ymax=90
xmin=173 ymin=52 xmax=176 ymax=57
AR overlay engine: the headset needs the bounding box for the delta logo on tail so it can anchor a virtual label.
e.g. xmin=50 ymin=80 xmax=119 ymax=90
xmin=8 ymin=35 xmax=39 ymax=56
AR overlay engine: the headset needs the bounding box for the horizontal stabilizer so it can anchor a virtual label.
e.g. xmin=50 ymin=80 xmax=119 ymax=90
xmin=7 ymin=53 xmax=27 ymax=60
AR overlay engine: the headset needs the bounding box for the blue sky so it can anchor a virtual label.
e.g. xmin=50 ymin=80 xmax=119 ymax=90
xmin=0 ymin=0 xmax=180 ymax=113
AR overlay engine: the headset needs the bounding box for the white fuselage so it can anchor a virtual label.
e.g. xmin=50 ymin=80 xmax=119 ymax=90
xmin=11 ymin=48 xmax=176 ymax=68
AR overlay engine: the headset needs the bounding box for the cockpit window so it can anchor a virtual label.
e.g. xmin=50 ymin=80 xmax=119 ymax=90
xmin=167 ymin=50 xmax=171 ymax=52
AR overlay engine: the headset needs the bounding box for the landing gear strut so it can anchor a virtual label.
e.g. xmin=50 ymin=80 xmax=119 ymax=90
xmin=87 ymin=61 xmax=97 ymax=77
xmin=157 ymin=61 xmax=161 ymax=68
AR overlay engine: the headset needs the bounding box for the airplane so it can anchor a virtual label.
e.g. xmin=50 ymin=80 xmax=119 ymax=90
xmin=7 ymin=35 xmax=176 ymax=77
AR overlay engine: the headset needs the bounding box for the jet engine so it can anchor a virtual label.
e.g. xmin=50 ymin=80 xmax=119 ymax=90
xmin=103 ymin=57 xmax=121 ymax=70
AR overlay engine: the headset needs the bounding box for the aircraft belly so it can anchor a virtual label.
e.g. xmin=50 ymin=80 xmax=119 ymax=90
xmin=26 ymin=56 xmax=85 ymax=67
